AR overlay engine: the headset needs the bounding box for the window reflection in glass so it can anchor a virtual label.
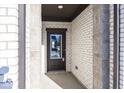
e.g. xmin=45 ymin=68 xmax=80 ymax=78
xmin=50 ymin=34 xmax=62 ymax=59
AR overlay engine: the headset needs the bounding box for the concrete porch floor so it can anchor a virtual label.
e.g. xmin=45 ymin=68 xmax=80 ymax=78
xmin=40 ymin=73 xmax=62 ymax=89
xmin=46 ymin=71 xmax=86 ymax=89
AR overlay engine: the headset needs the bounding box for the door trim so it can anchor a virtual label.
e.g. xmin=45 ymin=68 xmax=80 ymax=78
xmin=46 ymin=28 xmax=67 ymax=72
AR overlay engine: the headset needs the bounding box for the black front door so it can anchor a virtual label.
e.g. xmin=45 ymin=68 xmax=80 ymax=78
xmin=47 ymin=28 xmax=66 ymax=71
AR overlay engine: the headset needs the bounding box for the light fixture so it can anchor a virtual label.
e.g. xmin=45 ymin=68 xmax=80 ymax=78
xmin=58 ymin=5 xmax=63 ymax=9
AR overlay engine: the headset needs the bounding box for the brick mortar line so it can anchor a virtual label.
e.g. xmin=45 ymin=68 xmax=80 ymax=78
xmin=0 ymin=7 xmax=18 ymax=11
xmin=0 ymin=15 xmax=18 ymax=19
xmin=0 ymin=24 xmax=18 ymax=26
xmin=0 ymin=32 xmax=18 ymax=34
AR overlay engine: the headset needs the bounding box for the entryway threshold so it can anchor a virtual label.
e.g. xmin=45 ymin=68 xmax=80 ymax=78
xmin=46 ymin=70 xmax=66 ymax=74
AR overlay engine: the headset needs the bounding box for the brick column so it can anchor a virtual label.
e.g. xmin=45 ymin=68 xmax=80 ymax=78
xmin=0 ymin=5 xmax=18 ymax=89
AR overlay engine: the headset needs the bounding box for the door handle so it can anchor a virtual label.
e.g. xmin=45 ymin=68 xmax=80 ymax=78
xmin=62 ymin=58 xmax=65 ymax=62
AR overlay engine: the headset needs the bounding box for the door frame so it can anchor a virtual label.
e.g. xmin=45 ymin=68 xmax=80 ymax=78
xmin=46 ymin=28 xmax=67 ymax=72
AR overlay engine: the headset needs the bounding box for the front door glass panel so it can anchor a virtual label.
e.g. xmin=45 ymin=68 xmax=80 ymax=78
xmin=50 ymin=34 xmax=62 ymax=59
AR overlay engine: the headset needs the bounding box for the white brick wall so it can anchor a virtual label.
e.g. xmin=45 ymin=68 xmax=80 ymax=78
xmin=0 ymin=8 xmax=7 ymax=15
xmin=0 ymin=17 xmax=18 ymax=24
xmin=71 ymin=5 xmax=93 ymax=88
xmin=0 ymin=42 xmax=7 ymax=49
xmin=109 ymin=4 xmax=114 ymax=89
xmin=8 ymin=25 xmax=18 ymax=32
xmin=109 ymin=4 xmax=124 ymax=89
xmin=0 ymin=5 xmax=18 ymax=89
xmin=0 ymin=25 xmax=7 ymax=32
xmin=0 ymin=33 xmax=18 ymax=41
xmin=42 ymin=22 xmax=72 ymax=73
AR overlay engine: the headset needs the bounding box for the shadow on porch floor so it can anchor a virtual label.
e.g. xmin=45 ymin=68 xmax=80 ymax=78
xmin=46 ymin=71 xmax=86 ymax=89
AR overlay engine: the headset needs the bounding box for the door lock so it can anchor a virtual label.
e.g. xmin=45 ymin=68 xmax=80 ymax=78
xmin=62 ymin=58 xmax=65 ymax=61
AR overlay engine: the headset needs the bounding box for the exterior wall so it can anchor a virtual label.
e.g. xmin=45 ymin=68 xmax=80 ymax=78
xmin=71 ymin=5 xmax=93 ymax=88
xmin=119 ymin=4 xmax=124 ymax=89
xmin=25 ymin=4 xmax=42 ymax=89
xmin=109 ymin=4 xmax=124 ymax=89
xmin=0 ymin=5 xmax=18 ymax=88
xmin=25 ymin=4 xmax=30 ymax=88
xmin=42 ymin=22 xmax=71 ymax=73
xmin=93 ymin=5 xmax=110 ymax=89
xmin=109 ymin=4 xmax=114 ymax=89
xmin=30 ymin=4 xmax=42 ymax=88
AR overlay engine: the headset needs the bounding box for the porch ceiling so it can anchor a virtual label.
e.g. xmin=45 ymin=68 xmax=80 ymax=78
xmin=42 ymin=4 xmax=89 ymax=22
